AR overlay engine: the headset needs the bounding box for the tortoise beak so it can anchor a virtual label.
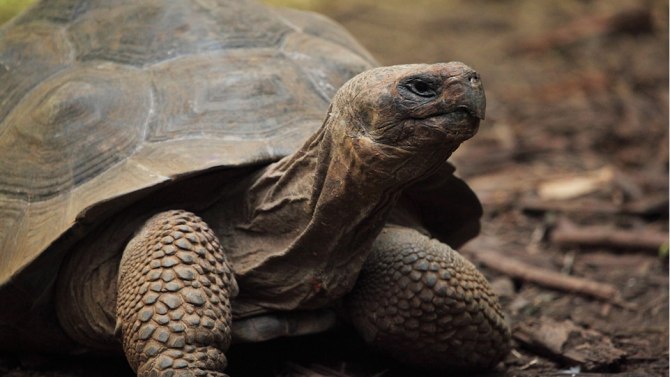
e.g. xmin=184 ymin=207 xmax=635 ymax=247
xmin=450 ymin=71 xmax=486 ymax=121
xmin=465 ymin=72 xmax=486 ymax=120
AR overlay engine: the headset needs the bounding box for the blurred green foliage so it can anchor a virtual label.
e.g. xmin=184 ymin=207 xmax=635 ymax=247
xmin=0 ymin=0 xmax=37 ymax=26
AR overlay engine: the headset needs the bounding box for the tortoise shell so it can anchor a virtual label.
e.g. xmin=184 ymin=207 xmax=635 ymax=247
xmin=0 ymin=0 xmax=483 ymax=353
xmin=0 ymin=0 xmax=375 ymax=286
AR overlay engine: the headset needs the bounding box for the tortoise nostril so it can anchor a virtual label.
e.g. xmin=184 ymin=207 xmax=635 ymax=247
xmin=468 ymin=73 xmax=480 ymax=83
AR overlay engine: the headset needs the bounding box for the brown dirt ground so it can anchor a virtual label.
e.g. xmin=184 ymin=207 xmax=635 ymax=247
xmin=1 ymin=0 xmax=668 ymax=376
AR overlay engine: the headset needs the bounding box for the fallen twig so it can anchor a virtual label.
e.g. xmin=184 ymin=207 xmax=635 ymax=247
xmin=551 ymin=218 xmax=669 ymax=251
xmin=521 ymin=194 xmax=669 ymax=217
xmin=468 ymin=249 xmax=632 ymax=308
xmin=514 ymin=318 xmax=627 ymax=371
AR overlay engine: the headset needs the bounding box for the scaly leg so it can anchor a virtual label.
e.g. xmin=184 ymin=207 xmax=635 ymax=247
xmin=347 ymin=226 xmax=510 ymax=372
xmin=116 ymin=210 xmax=238 ymax=377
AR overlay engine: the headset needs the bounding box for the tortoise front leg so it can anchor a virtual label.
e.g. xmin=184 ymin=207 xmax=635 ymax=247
xmin=116 ymin=210 xmax=238 ymax=377
xmin=346 ymin=226 xmax=510 ymax=372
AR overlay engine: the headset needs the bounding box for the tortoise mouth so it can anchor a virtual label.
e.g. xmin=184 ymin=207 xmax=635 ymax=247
xmin=417 ymin=108 xmax=480 ymax=138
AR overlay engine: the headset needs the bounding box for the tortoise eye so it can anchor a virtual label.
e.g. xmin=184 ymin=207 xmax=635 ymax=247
xmin=406 ymin=80 xmax=436 ymax=98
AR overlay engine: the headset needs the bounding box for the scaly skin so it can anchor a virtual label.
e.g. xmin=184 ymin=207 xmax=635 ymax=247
xmin=116 ymin=211 xmax=238 ymax=377
xmin=69 ymin=63 xmax=504 ymax=376
xmin=347 ymin=226 xmax=510 ymax=371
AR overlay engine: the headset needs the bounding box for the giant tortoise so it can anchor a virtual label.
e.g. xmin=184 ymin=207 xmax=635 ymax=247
xmin=0 ymin=0 xmax=510 ymax=375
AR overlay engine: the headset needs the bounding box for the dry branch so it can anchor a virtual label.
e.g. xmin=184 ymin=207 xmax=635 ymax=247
xmin=521 ymin=195 xmax=669 ymax=217
xmin=551 ymin=218 xmax=669 ymax=251
xmin=469 ymin=249 xmax=630 ymax=307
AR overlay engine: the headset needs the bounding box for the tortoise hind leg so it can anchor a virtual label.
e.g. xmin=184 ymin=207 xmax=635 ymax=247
xmin=346 ymin=226 xmax=510 ymax=372
xmin=116 ymin=210 xmax=238 ymax=377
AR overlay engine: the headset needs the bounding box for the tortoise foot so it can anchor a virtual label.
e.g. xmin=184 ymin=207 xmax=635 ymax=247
xmin=136 ymin=346 xmax=229 ymax=377
xmin=117 ymin=211 xmax=238 ymax=377
xmin=346 ymin=226 xmax=510 ymax=372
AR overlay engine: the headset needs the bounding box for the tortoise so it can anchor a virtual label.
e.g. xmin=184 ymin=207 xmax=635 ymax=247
xmin=0 ymin=0 xmax=510 ymax=375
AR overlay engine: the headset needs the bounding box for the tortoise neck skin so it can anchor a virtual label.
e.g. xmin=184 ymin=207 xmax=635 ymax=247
xmin=225 ymin=62 xmax=485 ymax=316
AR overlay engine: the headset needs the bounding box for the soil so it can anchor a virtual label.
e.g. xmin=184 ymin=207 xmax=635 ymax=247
xmin=0 ymin=0 xmax=667 ymax=376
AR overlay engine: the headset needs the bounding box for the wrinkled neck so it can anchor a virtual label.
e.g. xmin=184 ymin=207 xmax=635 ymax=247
xmin=230 ymin=114 xmax=431 ymax=315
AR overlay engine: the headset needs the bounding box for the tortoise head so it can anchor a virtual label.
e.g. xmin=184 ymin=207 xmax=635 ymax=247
xmin=328 ymin=62 xmax=485 ymax=181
